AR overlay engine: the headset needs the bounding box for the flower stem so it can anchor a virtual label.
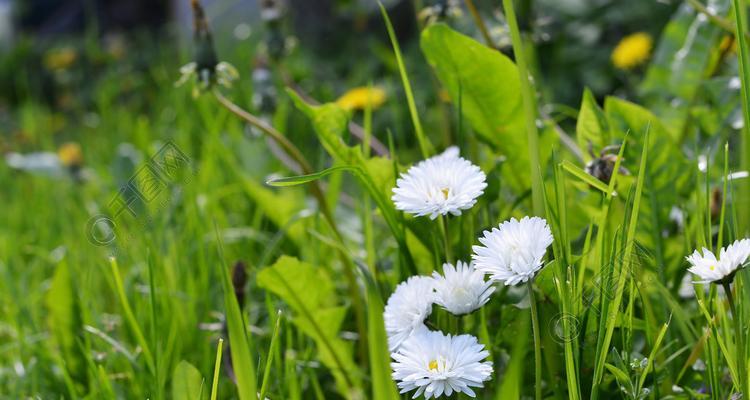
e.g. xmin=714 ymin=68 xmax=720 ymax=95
xmin=439 ymin=215 xmax=453 ymax=264
xmin=723 ymin=280 xmax=748 ymax=397
xmin=528 ymin=279 xmax=543 ymax=400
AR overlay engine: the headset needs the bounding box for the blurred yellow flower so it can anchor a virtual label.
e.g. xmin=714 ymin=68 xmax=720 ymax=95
xmin=611 ymin=33 xmax=652 ymax=70
xmin=336 ymin=86 xmax=386 ymax=111
xmin=44 ymin=47 xmax=78 ymax=71
xmin=58 ymin=142 xmax=83 ymax=167
xmin=719 ymin=35 xmax=737 ymax=54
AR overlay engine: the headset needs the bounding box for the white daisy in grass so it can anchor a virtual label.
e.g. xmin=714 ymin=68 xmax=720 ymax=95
xmin=472 ymin=216 xmax=554 ymax=286
xmin=432 ymin=261 xmax=494 ymax=315
xmin=686 ymin=239 xmax=750 ymax=283
xmin=391 ymin=329 xmax=493 ymax=399
xmin=384 ymin=276 xmax=436 ymax=351
xmin=392 ymin=147 xmax=487 ymax=220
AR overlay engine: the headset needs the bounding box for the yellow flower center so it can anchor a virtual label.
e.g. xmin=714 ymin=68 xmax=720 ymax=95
xmin=429 ymin=360 xmax=439 ymax=371
xmin=710 ymin=265 xmax=715 ymax=271
xmin=441 ymin=188 xmax=450 ymax=199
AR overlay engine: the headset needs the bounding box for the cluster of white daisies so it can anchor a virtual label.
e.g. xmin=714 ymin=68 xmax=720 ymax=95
xmin=386 ymin=148 xmax=554 ymax=399
xmin=384 ymin=147 xmax=750 ymax=399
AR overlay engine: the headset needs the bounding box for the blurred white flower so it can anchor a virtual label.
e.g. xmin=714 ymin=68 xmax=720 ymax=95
xmin=176 ymin=61 xmax=238 ymax=96
xmin=472 ymin=216 xmax=554 ymax=286
xmin=686 ymin=239 xmax=750 ymax=283
xmin=432 ymin=261 xmax=494 ymax=315
xmin=391 ymin=329 xmax=493 ymax=399
xmin=392 ymin=147 xmax=487 ymax=220
xmin=384 ymin=276 xmax=435 ymax=351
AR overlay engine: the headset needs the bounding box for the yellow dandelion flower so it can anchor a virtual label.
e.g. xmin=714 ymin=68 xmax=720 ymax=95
xmin=58 ymin=142 xmax=83 ymax=167
xmin=611 ymin=32 xmax=653 ymax=70
xmin=44 ymin=47 xmax=78 ymax=71
xmin=336 ymin=86 xmax=386 ymax=111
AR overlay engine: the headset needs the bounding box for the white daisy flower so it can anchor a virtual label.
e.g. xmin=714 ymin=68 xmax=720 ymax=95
xmin=686 ymin=239 xmax=750 ymax=283
xmin=391 ymin=329 xmax=493 ymax=399
xmin=392 ymin=147 xmax=487 ymax=220
xmin=472 ymin=216 xmax=554 ymax=286
xmin=432 ymin=261 xmax=494 ymax=315
xmin=384 ymin=276 xmax=436 ymax=351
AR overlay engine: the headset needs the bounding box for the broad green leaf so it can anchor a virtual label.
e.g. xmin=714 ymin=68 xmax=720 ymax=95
xmin=421 ymin=24 xmax=557 ymax=191
xmin=215 ymin=145 xmax=308 ymax=246
xmin=257 ymin=256 xmax=361 ymax=397
xmin=236 ymin=173 xmax=306 ymax=245
xmin=640 ymin=1 xmax=728 ymax=137
xmin=604 ymin=97 xmax=691 ymax=268
xmin=699 ymin=77 xmax=742 ymax=136
xmin=576 ymin=88 xmax=610 ymax=160
xmin=172 ymin=360 xmax=205 ymax=400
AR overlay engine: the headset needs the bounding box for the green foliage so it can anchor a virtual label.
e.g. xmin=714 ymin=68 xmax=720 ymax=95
xmin=217 ymin=246 xmax=258 ymax=400
xmin=422 ymin=24 xmax=551 ymax=192
xmin=172 ymin=361 xmax=205 ymax=400
xmin=641 ymin=1 xmax=728 ymax=135
xmin=257 ymin=256 xmax=361 ymax=397
xmin=46 ymin=259 xmax=88 ymax=393
xmin=4 ymin=1 xmax=750 ymax=399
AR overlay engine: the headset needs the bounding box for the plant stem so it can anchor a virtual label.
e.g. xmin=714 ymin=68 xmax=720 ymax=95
xmin=464 ymin=0 xmax=495 ymax=48
xmin=213 ymin=89 xmax=369 ymax=368
xmin=723 ymin=280 xmax=748 ymax=397
xmin=528 ymin=279 xmax=543 ymax=400
xmin=440 ymin=215 xmax=453 ymax=264
xmin=503 ymin=0 xmax=544 ymax=216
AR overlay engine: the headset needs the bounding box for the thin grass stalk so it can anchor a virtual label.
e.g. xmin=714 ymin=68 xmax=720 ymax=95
xmin=108 ymin=257 xmax=155 ymax=374
xmin=528 ymin=279 xmax=543 ymax=400
xmin=503 ymin=0 xmax=544 ymax=216
xmin=723 ymin=280 xmax=748 ymax=396
xmin=259 ymin=310 xmax=282 ymax=400
xmin=591 ymin=129 xmax=647 ymax=398
xmin=718 ymin=143 xmax=729 ymax=250
xmin=463 ymin=0 xmax=495 ymax=48
xmin=210 ymin=338 xmax=223 ymax=400
xmin=379 ymin=3 xmax=433 ymax=158
xmin=439 ymin=215 xmax=453 ymax=264
xmin=732 ymin=0 xmax=750 ymax=234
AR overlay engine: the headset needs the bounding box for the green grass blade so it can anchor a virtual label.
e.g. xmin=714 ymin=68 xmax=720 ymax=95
xmin=359 ymin=265 xmax=400 ymax=400
xmin=503 ymin=0 xmax=544 ymax=216
xmin=591 ymin=127 xmax=649 ymax=395
xmin=259 ymin=310 xmax=282 ymax=400
xmin=214 ymin=225 xmax=258 ymax=400
xmin=732 ymin=0 xmax=750 ymax=233
xmin=210 ymin=338 xmax=224 ymax=400
xmin=560 ymin=160 xmax=615 ymax=196
xmin=636 ymin=318 xmax=671 ymax=394
xmin=266 ymin=166 xmax=357 ymax=187
xmin=379 ymin=2 xmax=433 ymax=158
xmin=109 ymin=257 xmax=155 ymax=374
